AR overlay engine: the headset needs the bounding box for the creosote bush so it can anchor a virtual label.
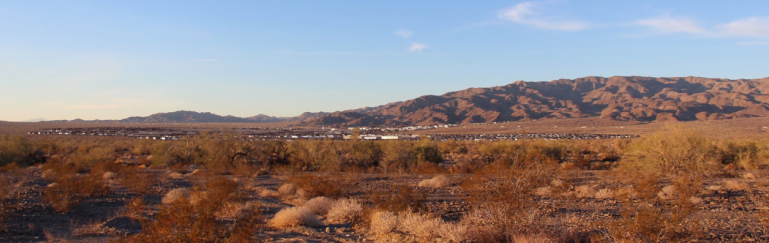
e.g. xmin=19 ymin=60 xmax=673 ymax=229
xmin=45 ymin=173 xmax=110 ymax=212
xmin=283 ymin=173 xmax=353 ymax=199
xmin=121 ymin=175 xmax=261 ymax=242
xmin=118 ymin=167 xmax=158 ymax=195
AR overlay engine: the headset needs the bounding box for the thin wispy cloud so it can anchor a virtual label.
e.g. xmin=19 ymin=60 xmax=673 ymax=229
xmin=408 ymin=43 xmax=427 ymax=52
xmin=395 ymin=28 xmax=413 ymax=38
xmin=716 ymin=16 xmax=769 ymax=38
xmin=636 ymin=15 xmax=769 ymax=38
xmin=635 ymin=16 xmax=706 ymax=35
xmin=498 ymin=2 xmax=588 ymax=31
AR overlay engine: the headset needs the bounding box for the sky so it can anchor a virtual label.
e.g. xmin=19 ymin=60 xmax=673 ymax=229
xmin=2 ymin=0 xmax=769 ymax=121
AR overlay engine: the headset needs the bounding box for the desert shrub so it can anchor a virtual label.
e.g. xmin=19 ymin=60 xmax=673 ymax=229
xmin=162 ymin=188 xmax=190 ymax=204
xmin=439 ymin=139 xmax=469 ymax=154
xmin=102 ymin=171 xmax=117 ymax=180
xmin=594 ymin=172 xmax=702 ymax=242
xmin=123 ymin=196 xmax=261 ymax=242
xmin=122 ymin=173 xmax=261 ymax=242
xmin=345 ymin=141 xmax=383 ymax=169
xmin=45 ymin=174 xmax=110 ymax=212
xmin=40 ymin=161 xmax=79 ymax=181
xmin=412 ymin=141 xmax=442 ymax=165
xmin=717 ymin=140 xmax=763 ymax=170
xmin=595 ymin=188 xmax=614 ymax=199
xmin=201 ymin=176 xmax=240 ymax=201
xmin=575 ymin=185 xmax=596 ymax=198
xmin=303 ymin=196 xmax=335 ymax=215
xmin=327 ymin=198 xmax=363 ymax=224
xmin=277 ymin=183 xmax=296 ymax=196
xmin=723 ymin=179 xmax=749 ymax=191
xmin=149 ymin=141 xmax=174 ymax=167
xmin=623 ymin=125 xmax=714 ymax=178
xmin=367 ymin=185 xmax=427 ymax=213
xmin=68 ymin=142 xmax=121 ymax=168
xmin=600 ymin=197 xmax=700 ymax=242
xmin=418 ymin=174 xmax=450 ymax=188
xmin=259 ymin=189 xmax=280 ymax=198
xmin=460 ymin=149 xmax=559 ymax=241
xmin=283 ymin=173 xmax=352 ymax=199
xmin=91 ymin=161 xmax=123 ymax=175
xmin=368 ymin=209 xmax=468 ymax=241
xmin=438 ymin=221 xmax=469 ymax=242
xmin=268 ymin=206 xmax=321 ymax=228
xmin=397 ymin=211 xmax=444 ymax=239
xmin=0 ymin=175 xmax=12 ymax=229
xmin=369 ymin=210 xmax=399 ymax=235
xmin=130 ymin=139 xmax=153 ymax=156
xmin=379 ymin=140 xmax=416 ymax=173
xmin=0 ymin=135 xmax=39 ymax=167
xmin=217 ymin=201 xmax=260 ymax=220
xmin=125 ymin=197 xmax=146 ymax=221
xmin=118 ymin=167 xmax=157 ymax=195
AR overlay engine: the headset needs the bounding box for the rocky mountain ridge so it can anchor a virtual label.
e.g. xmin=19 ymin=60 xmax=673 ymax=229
xmin=303 ymin=76 xmax=769 ymax=126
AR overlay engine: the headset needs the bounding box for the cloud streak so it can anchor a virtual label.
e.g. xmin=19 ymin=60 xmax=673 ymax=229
xmin=637 ymin=15 xmax=769 ymax=38
xmin=408 ymin=43 xmax=427 ymax=52
xmin=716 ymin=16 xmax=769 ymax=38
xmin=498 ymin=2 xmax=588 ymax=31
xmin=635 ymin=16 xmax=706 ymax=35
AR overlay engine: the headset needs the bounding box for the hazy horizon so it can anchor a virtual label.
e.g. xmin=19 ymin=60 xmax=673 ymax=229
xmin=3 ymin=1 xmax=769 ymax=121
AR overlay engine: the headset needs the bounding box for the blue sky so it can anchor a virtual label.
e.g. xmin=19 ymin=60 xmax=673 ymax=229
xmin=2 ymin=1 xmax=768 ymax=121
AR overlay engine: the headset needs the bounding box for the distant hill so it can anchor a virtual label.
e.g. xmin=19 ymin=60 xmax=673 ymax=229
xmin=42 ymin=111 xmax=326 ymax=124
xmin=302 ymin=76 xmax=769 ymax=126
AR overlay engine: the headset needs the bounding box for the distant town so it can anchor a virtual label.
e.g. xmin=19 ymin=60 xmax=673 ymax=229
xmin=28 ymin=124 xmax=637 ymax=141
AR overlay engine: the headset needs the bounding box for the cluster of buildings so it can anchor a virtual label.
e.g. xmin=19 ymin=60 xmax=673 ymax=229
xmin=28 ymin=125 xmax=637 ymax=141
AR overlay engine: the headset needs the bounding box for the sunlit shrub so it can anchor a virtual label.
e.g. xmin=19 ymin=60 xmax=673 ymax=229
xmin=268 ymin=206 xmax=320 ymax=228
xmin=327 ymin=198 xmax=363 ymax=224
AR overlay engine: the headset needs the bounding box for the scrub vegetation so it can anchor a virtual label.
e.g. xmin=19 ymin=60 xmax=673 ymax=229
xmin=0 ymin=124 xmax=768 ymax=242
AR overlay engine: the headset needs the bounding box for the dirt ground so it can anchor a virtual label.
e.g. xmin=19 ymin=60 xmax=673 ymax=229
xmin=2 ymin=165 xmax=768 ymax=242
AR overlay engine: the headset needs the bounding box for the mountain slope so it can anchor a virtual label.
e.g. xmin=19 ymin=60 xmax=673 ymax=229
xmin=303 ymin=76 xmax=769 ymax=126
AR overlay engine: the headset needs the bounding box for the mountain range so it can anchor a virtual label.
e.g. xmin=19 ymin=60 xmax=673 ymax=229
xmin=42 ymin=76 xmax=769 ymax=126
